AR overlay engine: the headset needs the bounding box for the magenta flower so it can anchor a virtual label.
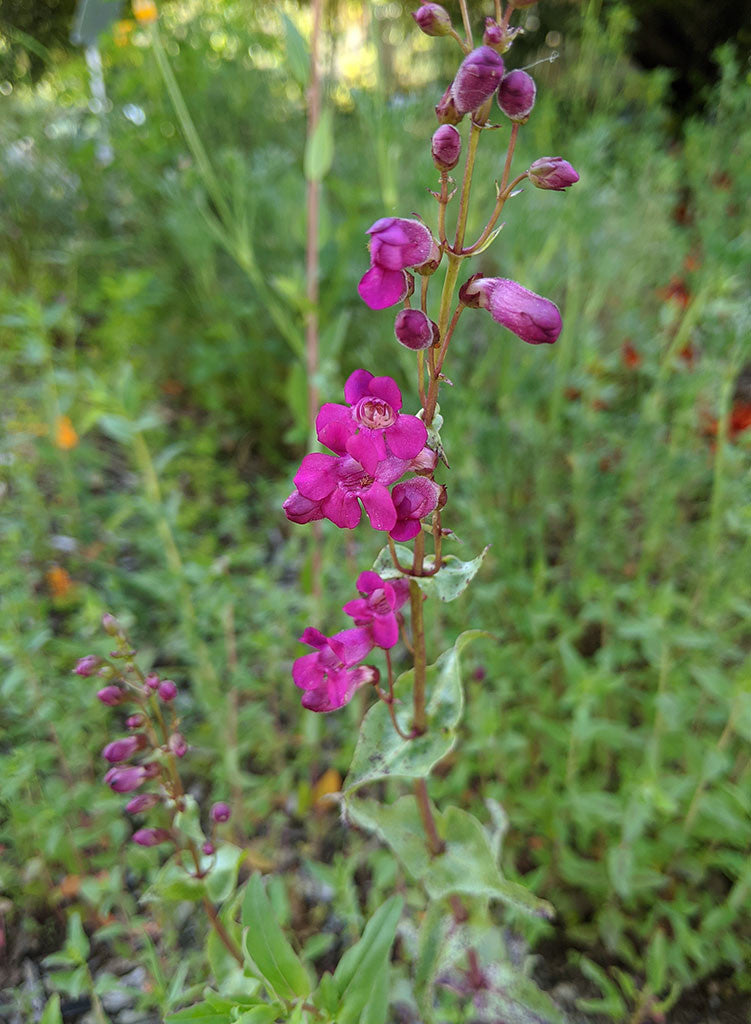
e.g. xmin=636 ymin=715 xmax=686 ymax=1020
xmin=390 ymin=478 xmax=443 ymax=540
xmin=211 ymin=801 xmax=232 ymax=823
xmin=293 ymin=627 xmax=376 ymax=712
xmin=282 ymin=490 xmax=325 ymax=525
xmin=528 ymin=156 xmax=579 ymax=191
xmin=394 ymin=309 xmax=438 ymax=351
xmin=97 ymin=685 xmax=125 ymax=706
xmin=292 ymin=451 xmax=408 ymax=532
xmin=358 ymin=218 xmax=436 ymax=310
xmin=102 ymin=734 xmax=147 ymax=763
xmin=316 ymin=370 xmax=427 ymax=474
xmin=343 ymin=572 xmax=410 ymax=649
xmin=451 ymin=46 xmax=505 ymax=115
xmin=463 ymin=276 xmax=562 ymax=345
xmin=158 ymin=679 xmax=177 ymax=701
xmin=126 ymin=793 xmax=160 ymax=813
xmin=75 ymin=655 xmax=102 ymax=677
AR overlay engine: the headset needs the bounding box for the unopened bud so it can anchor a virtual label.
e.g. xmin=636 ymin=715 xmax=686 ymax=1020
xmin=431 ymin=124 xmax=461 ymax=171
xmin=412 ymin=2 xmax=452 ymax=37
xmin=202 ymin=841 xmax=215 ymax=855
xmin=144 ymin=673 xmax=159 ymax=691
xmin=143 ymin=762 xmax=161 ymax=779
xmin=126 ymin=793 xmax=160 ymax=813
xmin=435 ymin=84 xmax=463 ymax=125
xmin=528 ymin=156 xmax=579 ymax=191
xmin=97 ymin=686 xmax=125 ymax=706
xmin=498 ymin=70 xmax=536 ymax=123
xmin=75 ymin=655 xmax=102 ymax=677
xmin=102 ymin=734 xmax=147 ymax=763
xmin=168 ymin=733 xmax=188 ymax=758
xmin=211 ymin=801 xmax=231 ymax=823
xmin=126 ymin=713 xmax=145 ymax=729
xmin=451 ymin=46 xmax=504 ymax=115
xmin=132 ymin=828 xmax=171 ymax=847
xmin=157 ymin=679 xmax=177 ymax=701
xmin=409 ymin=446 xmax=439 ymax=475
xmin=101 ymin=613 xmax=120 ymax=636
xmin=394 ymin=309 xmax=439 ymax=351
xmin=483 ymin=18 xmax=504 ymax=47
xmin=105 ymin=765 xmax=147 ymax=793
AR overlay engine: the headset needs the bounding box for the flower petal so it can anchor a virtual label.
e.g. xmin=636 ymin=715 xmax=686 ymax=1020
xmin=329 ymin=626 xmax=374 ymax=665
xmin=316 ymin=403 xmax=353 ymax=454
xmin=368 ymin=375 xmax=402 ymax=411
xmin=361 ymin=482 xmax=397 ymax=532
xmin=322 ymin=488 xmax=362 ymax=529
xmin=346 ymin=430 xmax=386 ymax=476
xmin=344 ymin=369 xmax=374 ymax=406
xmin=385 ymin=415 xmax=428 ymax=459
xmin=372 ymin=614 xmax=399 ymax=649
xmin=294 ymin=453 xmax=339 ymax=501
xmin=357 ymin=266 xmax=409 ymax=310
xmin=355 ymin=571 xmax=383 ymax=596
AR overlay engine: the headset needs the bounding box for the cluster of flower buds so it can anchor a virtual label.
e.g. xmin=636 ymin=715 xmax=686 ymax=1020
xmin=283 ymin=369 xmax=443 ymax=535
xmin=76 ymin=615 xmax=231 ymax=852
xmin=293 ymin=573 xmax=411 ymax=712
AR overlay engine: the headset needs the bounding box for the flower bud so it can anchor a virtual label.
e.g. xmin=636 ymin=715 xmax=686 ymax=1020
xmin=431 ymin=124 xmax=461 ymax=171
xmin=409 ymin=446 xmax=439 ymax=475
xmin=102 ymin=734 xmax=147 ymax=763
xmin=168 ymin=733 xmax=188 ymax=758
xmin=435 ymin=84 xmax=463 ymax=125
xmin=473 ymin=277 xmax=562 ymax=344
xmin=451 ymin=46 xmax=504 ymax=115
xmin=390 ymin=478 xmax=443 ymax=541
xmin=483 ymin=18 xmax=504 ymax=47
xmin=105 ymin=765 xmax=147 ymax=793
xmin=412 ymin=2 xmax=452 ymax=37
xmin=394 ymin=309 xmax=439 ymax=351
xmin=211 ymin=801 xmax=231 ymax=823
xmin=528 ymin=156 xmax=579 ymax=191
xmin=498 ymin=70 xmax=536 ymax=123
xmin=126 ymin=793 xmax=160 ymax=813
xmin=157 ymin=679 xmax=177 ymax=701
xmin=97 ymin=686 xmax=125 ymax=706
xmin=132 ymin=828 xmax=171 ymax=847
xmin=75 ymin=655 xmax=102 ymax=677
xmin=144 ymin=672 xmax=159 ymax=690
xmin=126 ymin=713 xmax=145 ymax=729
xmin=202 ymin=841 xmax=215 ymax=855
xmin=101 ymin=613 xmax=120 ymax=636
xmin=143 ymin=762 xmax=161 ymax=779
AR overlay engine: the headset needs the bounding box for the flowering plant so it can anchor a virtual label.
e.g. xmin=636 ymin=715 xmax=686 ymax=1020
xmin=86 ymin=2 xmax=580 ymax=1021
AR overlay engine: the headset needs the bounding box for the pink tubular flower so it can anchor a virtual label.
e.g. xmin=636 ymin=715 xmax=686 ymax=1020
xmin=102 ymin=734 xmax=147 ymax=763
xmin=528 ymin=156 xmax=579 ymax=191
xmin=343 ymin=572 xmax=410 ymax=649
xmin=291 ymin=440 xmax=410 ymax=532
xmin=132 ymin=828 xmax=171 ymax=847
xmin=358 ymin=218 xmax=436 ymax=310
xmin=293 ymin=627 xmax=376 ymax=713
xmin=316 ymin=370 xmax=428 ymax=474
xmin=105 ymin=765 xmax=148 ymax=793
xmin=463 ymin=276 xmax=562 ymax=345
xmin=451 ymin=46 xmax=504 ymax=115
xmin=75 ymin=655 xmax=102 ymax=677
xmin=390 ymin=478 xmax=443 ymax=540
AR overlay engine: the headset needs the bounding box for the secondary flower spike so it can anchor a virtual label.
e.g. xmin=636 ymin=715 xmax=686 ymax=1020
xmin=316 ymin=370 xmax=428 ymax=473
xmin=343 ymin=572 xmax=410 ymax=649
xmin=451 ymin=46 xmax=504 ymax=115
xmin=463 ymin=277 xmax=562 ymax=345
xmin=528 ymin=156 xmax=579 ymax=191
xmin=293 ymin=627 xmax=376 ymax=712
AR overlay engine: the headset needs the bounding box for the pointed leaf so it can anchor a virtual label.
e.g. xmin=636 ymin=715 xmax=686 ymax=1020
xmin=281 ymin=12 xmax=309 ymax=88
xmin=205 ymin=843 xmax=245 ymax=903
xmin=373 ymin=546 xmax=490 ymax=602
xmin=346 ymin=798 xmax=553 ymax=920
xmin=241 ymin=874 xmax=311 ymax=1000
xmin=39 ymin=996 xmax=63 ymax=1024
xmin=415 ymin=903 xmax=450 ymax=1022
xmin=344 ymin=631 xmax=486 ymax=792
xmin=304 ymin=107 xmax=335 ymax=181
xmin=332 ymin=895 xmax=403 ymax=1024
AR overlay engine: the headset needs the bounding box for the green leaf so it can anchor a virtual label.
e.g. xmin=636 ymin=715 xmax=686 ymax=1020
xmin=205 ymin=843 xmax=245 ymax=903
xmin=281 ymin=12 xmax=309 ymax=88
xmin=313 ymin=972 xmax=339 ymax=1015
xmin=241 ymin=874 xmax=311 ymax=1000
xmin=344 ymin=631 xmax=486 ymax=792
xmin=67 ymin=912 xmax=89 ymax=963
xmin=144 ymin=861 xmax=206 ymax=904
xmin=346 ymin=798 xmax=553 ymax=919
xmin=372 ymin=547 xmax=490 ymax=603
xmin=304 ymin=108 xmax=335 ymax=181
xmin=331 ymin=897 xmax=403 ymax=1024
xmin=333 ymin=895 xmax=403 ymax=1024
xmin=415 ymin=903 xmax=449 ymax=1022
xmin=236 ymin=1008 xmax=285 ymax=1024
xmin=360 ymin=959 xmax=390 ymax=1024
xmin=166 ymin=1000 xmax=237 ymax=1024
xmin=39 ymin=995 xmax=63 ymax=1024
xmin=472 ymin=222 xmax=505 ymax=256
xmin=646 ymin=927 xmax=667 ymax=995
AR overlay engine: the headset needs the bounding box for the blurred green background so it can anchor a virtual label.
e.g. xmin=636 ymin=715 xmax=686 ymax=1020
xmin=1 ymin=0 xmax=750 ymax=1020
